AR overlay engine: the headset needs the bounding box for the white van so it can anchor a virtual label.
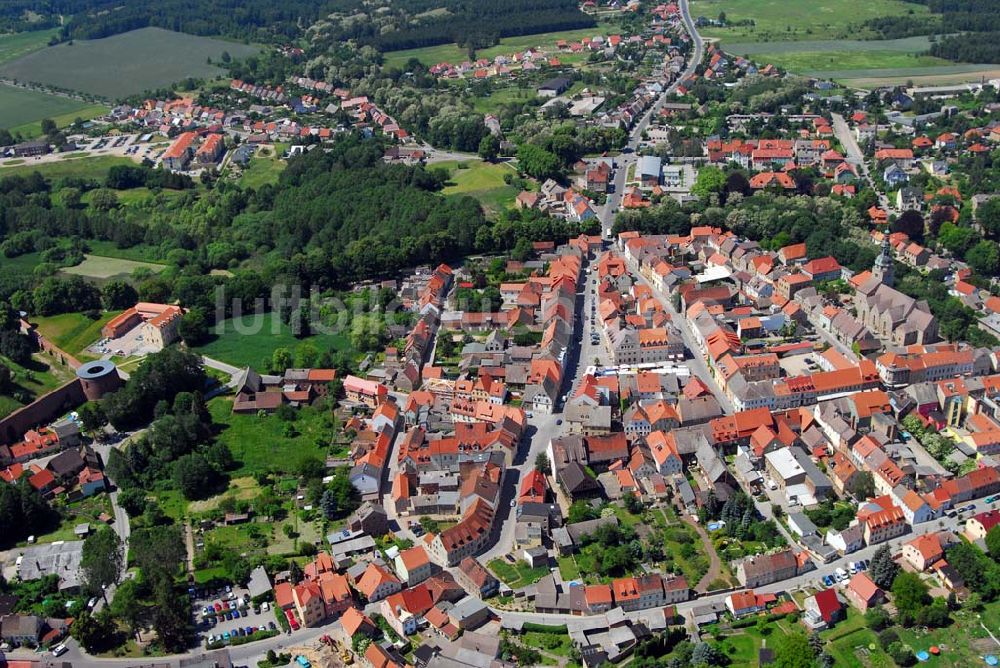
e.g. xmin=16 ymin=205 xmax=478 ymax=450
xmin=52 ymin=644 xmax=68 ymax=657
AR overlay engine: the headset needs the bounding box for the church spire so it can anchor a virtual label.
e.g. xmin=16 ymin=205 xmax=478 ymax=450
xmin=873 ymin=228 xmax=894 ymax=287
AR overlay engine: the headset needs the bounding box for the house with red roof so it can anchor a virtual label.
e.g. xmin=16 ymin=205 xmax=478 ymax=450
xmin=844 ymin=572 xmax=884 ymax=612
xmin=804 ymin=588 xmax=843 ymax=630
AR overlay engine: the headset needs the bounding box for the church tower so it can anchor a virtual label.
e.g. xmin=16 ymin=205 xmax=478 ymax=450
xmin=872 ymin=231 xmax=894 ymax=287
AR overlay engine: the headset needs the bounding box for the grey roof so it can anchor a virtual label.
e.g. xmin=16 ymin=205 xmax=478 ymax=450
xmin=566 ymin=516 xmax=619 ymax=543
xmin=18 ymin=541 xmax=84 ymax=590
xmin=247 ymin=565 xmax=272 ymax=598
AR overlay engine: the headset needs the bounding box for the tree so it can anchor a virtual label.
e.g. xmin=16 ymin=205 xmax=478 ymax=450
xmin=567 ymin=500 xmax=599 ymax=524
xmin=0 ymin=364 xmax=11 ymax=395
xmin=892 ymin=210 xmax=926 ymax=241
xmin=173 ymin=453 xmax=219 ymax=500
xmin=117 ymin=487 xmax=147 ymax=517
xmin=101 ymin=280 xmax=138 ymax=310
xmin=40 ymin=118 xmax=56 ymax=135
xmin=773 ymin=631 xmax=816 ymax=668
xmin=690 ymin=642 xmax=722 ymax=666
xmin=179 ymin=307 xmax=210 ymax=345
xmin=478 ymin=135 xmax=500 ymax=162
xmin=81 ymin=527 xmax=123 ymax=595
xmin=517 ymin=144 xmax=560 ymax=180
xmin=271 ymin=347 xmax=293 ymax=373
xmin=892 ymin=571 xmax=930 ymax=616
xmin=320 ymin=489 xmax=337 ymax=519
xmin=534 ymin=452 xmax=551 ymax=475
xmin=71 ymin=610 xmax=116 ymax=653
xmin=987 ymin=525 xmax=1000 ymax=560
xmin=869 ymin=544 xmax=899 ymax=589
xmin=865 ymin=606 xmax=892 ymax=631
xmin=967 ymin=239 xmax=1000 ymax=276
xmin=78 ymin=402 xmax=107 ymax=433
xmin=692 ymin=166 xmax=727 ymax=202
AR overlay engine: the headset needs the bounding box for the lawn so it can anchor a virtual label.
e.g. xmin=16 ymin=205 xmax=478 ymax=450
xmin=193 ymin=311 xmax=353 ymax=369
xmin=470 ymin=86 xmax=539 ymax=114
xmin=17 ymin=494 xmax=113 ymax=546
xmin=187 ymin=477 xmax=262 ymax=514
xmin=0 ymin=155 xmax=138 ymax=181
xmin=237 ymin=152 xmax=286 ymax=189
xmin=0 ymin=84 xmax=103 ymax=134
xmin=693 ymin=0 xmax=934 ymax=43
xmin=61 ymin=254 xmax=166 ymax=280
xmin=434 ymin=159 xmax=520 ymax=213
xmin=557 ymin=556 xmax=581 ymax=582
xmin=80 ymin=240 xmax=169 ymax=264
xmin=522 ymin=631 xmax=575 ymax=657
xmin=208 ymin=398 xmax=333 ymax=477
xmin=0 ymin=351 xmax=77 ymax=417
xmin=0 ymin=27 xmax=260 ymax=99
xmin=382 ymin=23 xmax=615 ymax=68
xmin=488 ymin=558 xmax=549 ymax=589
xmin=30 ymin=310 xmax=121 ymax=356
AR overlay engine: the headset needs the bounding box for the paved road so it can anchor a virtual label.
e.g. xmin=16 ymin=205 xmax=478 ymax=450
xmin=598 ymin=0 xmax=704 ymax=233
xmin=831 ymin=112 xmax=889 ymax=210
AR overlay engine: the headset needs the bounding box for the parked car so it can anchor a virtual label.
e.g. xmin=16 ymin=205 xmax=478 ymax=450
xmin=822 ymin=575 xmax=834 ymax=587
xmin=51 ymin=644 xmax=67 ymax=657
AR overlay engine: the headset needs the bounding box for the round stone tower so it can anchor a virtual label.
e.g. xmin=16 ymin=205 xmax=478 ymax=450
xmin=76 ymin=360 xmax=123 ymax=401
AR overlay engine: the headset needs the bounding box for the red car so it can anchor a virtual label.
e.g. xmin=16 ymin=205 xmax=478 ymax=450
xmin=213 ymin=602 xmax=223 ymax=612
xmin=285 ymin=608 xmax=300 ymax=631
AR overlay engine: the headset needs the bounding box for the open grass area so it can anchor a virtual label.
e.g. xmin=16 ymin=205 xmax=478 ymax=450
xmin=382 ymin=23 xmax=614 ymax=68
xmin=488 ymin=558 xmax=549 ymax=589
xmin=557 ymin=555 xmax=581 ymax=582
xmin=693 ymin=0 xmax=934 ymax=44
xmin=435 ymin=159 xmax=519 ymax=213
xmin=237 ymin=153 xmax=285 ymax=189
xmin=470 ymin=86 xmax=538 ymax=114
xmin=522 ymin=631 xmax=575 ymax=657
xmin=0 ymin=155 xmax=138 ymax=180
xmin=0 ymin=84 xmax=102 ymax=133
xmin=208 ymin=398 xmax=333 ymax=477
xmin=17 ymin=494 xmax=113 ymax=546
xmin=30 ymin=310 xmax=121 ymax=355
xmin=752 ymin=50 xmax=960 ymax=75
xmin=80 ymin=240 xmax=169 ymax=264
xmin=843 ymin=66 xmax=1000 ymax=88
xmin=0 ymin=29 xmax=58 ymax=66
xmin=61 ymin=254 xmax=166 ymax=280
xmin=0 ymin=27 xmax=259 ymax=99
xmin=193 ymin=311 xmax=353 ymax=369
xmin=188 ymin=477 xmax=262 ymax=514
xmin=0 ymin=351 xmax=77 ymax=417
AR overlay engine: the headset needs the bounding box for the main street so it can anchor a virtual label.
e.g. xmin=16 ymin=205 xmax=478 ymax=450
xmin=598 ymin=0 xmax=704 ymax=233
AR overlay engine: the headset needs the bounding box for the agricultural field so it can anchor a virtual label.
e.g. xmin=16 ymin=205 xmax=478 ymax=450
xmin=10 ymin=103 xmax=109 ymax=139
xmin=0 ymin=155 xmax=138 ymax=181
xmin=192 ymin=311 xmax=353 ymax=369
xmin=382 ymin=23 xmax=615 ymax=68
xmin=61 ymin=254 xmax=167 ymax=280
xmin=692 ymin=0 xmax=934 ymax=44
xmin=0 ymin=29 xmax=57 ymax=66
xmin=0 ymin=84 xmax=103 ymax=134
xmin=0 ymin=27 xmax=259 ymax=99
xmin=207 ymin=398 xmax=334 ymax=478
xmin=723 ymin=35 xmax=995 ymax=84
xmin=434 ymin=159 xmax=520 ymax=213
xmin=30 ymin=310 xmax=121 ymax=357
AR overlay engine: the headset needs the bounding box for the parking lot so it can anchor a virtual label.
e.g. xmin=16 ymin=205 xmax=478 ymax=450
xmin=190 ymin=584 xmax=281 ymax=648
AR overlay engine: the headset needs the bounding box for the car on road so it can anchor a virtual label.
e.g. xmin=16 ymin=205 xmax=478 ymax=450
xmin=835 ymin=568 xmax=848 ymax=581
xmin=556 ymin=419 xmax=563 ymax=425
xmin=987 ymin=495 xmax=999 ymax=504
xmin=961 ymin=504 xmax=977 ymax=513
xmin=51 ymin=644 xmax=67 ymax=657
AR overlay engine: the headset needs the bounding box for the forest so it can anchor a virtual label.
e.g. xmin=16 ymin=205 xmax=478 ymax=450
xmin=316 ymin=0 xmax=595 ymax=53
xmin=860 ymin=0 xmax=1000 ymax=62
xmin=0 ymin=0 xmax=593 ymax=52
